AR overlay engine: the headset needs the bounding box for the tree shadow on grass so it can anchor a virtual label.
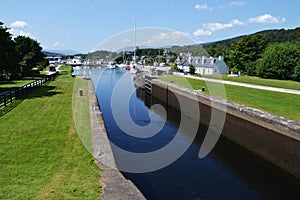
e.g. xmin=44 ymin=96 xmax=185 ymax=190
xmin=0 ymin=99 xmax=24 ymax=117
xmin=24 ymin=85 xmax=62 ymax=99
xmin=0 ymin=79 xmax=39 ymax=93
xmin=0 ymin=85 xmax=62 ymax=117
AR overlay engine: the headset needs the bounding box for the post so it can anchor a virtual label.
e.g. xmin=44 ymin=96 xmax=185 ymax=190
xmin=3 ymin=94 xmax=6 ymax=107
xmin=79 ymin=89 xmax=83 ymax=96
xmin=9 ymin=91 xmax=12 ymax=103
xmin=15 ymin=89 xmax=19 ymax=100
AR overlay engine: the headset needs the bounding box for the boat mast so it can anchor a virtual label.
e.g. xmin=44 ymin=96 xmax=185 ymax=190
xmin=133 ymin=21 xmax=136 ymax=65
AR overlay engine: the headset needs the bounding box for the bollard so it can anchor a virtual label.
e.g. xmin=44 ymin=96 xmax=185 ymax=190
xmin=201 ymin=86 xmax=205 ymax=92
xmin=79 ymin=89 xmax=83 ymax=96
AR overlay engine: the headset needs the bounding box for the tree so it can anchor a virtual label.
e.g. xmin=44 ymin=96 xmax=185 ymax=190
xmin=189 ymin=64 xmax=195 ymax=74
xmin=0 ymin=22 xmax=18 ymax=79
xmin=292 ymin=62 xmax=300 ymax=81
xmin=229 ymin=34 xmax=267 ymax=74
xmin=169 ymin=55 xmax=177 ymax=63
xmin=256 ymin=42 xmax=300 ymax=80
xmin=14 ymin=36 xmax=46 ymax=74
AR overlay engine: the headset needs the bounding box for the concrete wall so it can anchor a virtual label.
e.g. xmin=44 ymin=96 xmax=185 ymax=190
xmin=151 ymin=79 xmax=300 ymax=178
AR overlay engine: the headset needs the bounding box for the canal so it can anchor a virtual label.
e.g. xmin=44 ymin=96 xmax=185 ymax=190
xmin=86 ymin=68 xmax=300 ymax=199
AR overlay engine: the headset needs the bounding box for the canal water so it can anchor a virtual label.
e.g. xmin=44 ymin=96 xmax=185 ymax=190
xmin=86 ymin=68 xmax=299 ymax=199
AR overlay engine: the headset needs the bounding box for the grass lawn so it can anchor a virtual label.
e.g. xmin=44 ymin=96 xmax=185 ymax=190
xmin=202 ymin=74 xmax=300 ymax=90
xmin=0 ymin=75 xmax=101 ymax=199
xmin=160 ymin=75 xmax=300 ymax=122
xmin=72 ymin=77 xmax=93 ymax=155
xmin=0 ymin=80 xmax=37 ymax=93
xmin=58 ymin=65 xmax=73 ymax=75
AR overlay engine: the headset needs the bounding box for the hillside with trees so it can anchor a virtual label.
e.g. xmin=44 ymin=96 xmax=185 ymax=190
xmin=168 ymin=27 xmax=300 ymax=81
xmin=0 ymin=21 xmax=48 ymax=80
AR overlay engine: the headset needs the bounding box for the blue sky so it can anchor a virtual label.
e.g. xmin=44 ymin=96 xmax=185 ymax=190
xmin=1 ymin=0 xmax=299 ymax=53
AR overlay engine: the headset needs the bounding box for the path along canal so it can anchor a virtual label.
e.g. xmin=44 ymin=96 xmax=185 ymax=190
xmin=81 ymin=67 xmax=299 ymax=199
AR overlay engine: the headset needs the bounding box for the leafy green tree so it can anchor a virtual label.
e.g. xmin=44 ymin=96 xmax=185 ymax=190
xmin=114 ymin=55 xmax=123 ymax=64
xmin=256 ymin=42 xmax=300 ymax=80
xmin=229 ymin=34 xmax=267 ymax=74
xmin=0 ymin=22 xmax=18 ymax=79
xmin=14 ymin=36 xmax=46 ymax=74
xmin=292 ymin=62 xmax=300 ymax=81
xmin=169 ymin=55 xmax=177 ymax=63
xmin=172 ymin=63 xmax=179 ymax=71
xmin=36 ymin=58 xmax=49 ymax=71
xmin=189 ymin=64 xmax=195 ymax=74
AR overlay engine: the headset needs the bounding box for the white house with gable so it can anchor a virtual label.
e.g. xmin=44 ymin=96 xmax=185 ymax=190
xmin=66 ymin=56 xmax=83 ymax=66
xmin=177 ymin=55 xmax=229 ymax=75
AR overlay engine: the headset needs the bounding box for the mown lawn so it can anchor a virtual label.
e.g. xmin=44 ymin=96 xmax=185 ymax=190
xmin=202 ymin=74 xmax=300 ymax=90
xmin=0 ymin=75 xmax=101 ymax=199
xmin=0 ymin=80 xmax=37 ymax=93
xmin=159 ymin=75 xmax=300 ymax=122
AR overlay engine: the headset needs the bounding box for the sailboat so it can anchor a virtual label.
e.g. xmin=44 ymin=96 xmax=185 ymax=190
xmin=129 ymin=21 xmax=138 ymax=74
xmin=118 ymin=49 xmax=128 ymax=68
xmin=106 ymin=61 xmax=116 ymax=69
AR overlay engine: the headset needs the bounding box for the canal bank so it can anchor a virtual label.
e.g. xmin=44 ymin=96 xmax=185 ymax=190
xmin=151 ymin=78 xmax=300 ymax=178
xmin=87 ymin=79 xmax=146 ymax=200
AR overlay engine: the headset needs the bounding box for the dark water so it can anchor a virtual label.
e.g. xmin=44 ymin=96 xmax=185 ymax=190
xmin=88 ymin=68 xmax=300 ymax=200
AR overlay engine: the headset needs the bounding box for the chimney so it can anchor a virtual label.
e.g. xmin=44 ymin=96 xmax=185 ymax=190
xmin=219 ymin=55 xmax=224 ymax=61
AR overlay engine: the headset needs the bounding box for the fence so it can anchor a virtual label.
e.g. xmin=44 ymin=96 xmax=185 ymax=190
xmin=0 ymin=73 xmax=56 ymax=109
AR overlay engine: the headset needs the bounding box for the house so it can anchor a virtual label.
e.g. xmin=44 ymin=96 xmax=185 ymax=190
xmin=46 ymin=56 xmax=63 ymax=65
xmin=177 ymin=55 xmax=229 ymax=75
xmin=83 ymin=59 xmax=104 ymax=65
xmin=66 ymin=56 xmax=83 ymax=66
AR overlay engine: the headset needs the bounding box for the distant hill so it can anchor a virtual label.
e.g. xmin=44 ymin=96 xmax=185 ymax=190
xmin=42 ymin=51 xmax=65 ymax=57
xmin=168 ymin=27 xmax=300 ymax=56
xmin=43 ymin=49 xmax=82 ymax=56
xmin=253 ymin=27 xmax=300 ymax=44
xmin=207 ymin=27 xmax=299 ymax=46
xmin=86 ymin=50 xmax=118 ymax=60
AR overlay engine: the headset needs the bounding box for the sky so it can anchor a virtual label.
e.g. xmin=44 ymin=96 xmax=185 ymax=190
xmin=1 ymin=0 xmax=299 ymax=53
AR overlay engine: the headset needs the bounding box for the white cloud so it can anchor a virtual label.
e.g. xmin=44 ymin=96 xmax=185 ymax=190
xmin=193 ymin=14 xmax=286 ymax=37
xmin=248 ymin=14 xmax=286 ymax=24
xmin=194 ymin=3 xmax=212 ymax=10
xmin=230 ymin=1 xmax=244 ymax=6
xmin=8 ymin=29 xmax=31 ymax=37
xmin=53 ymin=42 xmax=64 ymax=47
xmin=194 ymin=19 xmax=244 ymax=36
xmin=193 ymin=29 xmax=212 ymax=36
xmin=8 ymin=20 xmax=34 ymax=38
xmin=143 ymin=31 xmax=193 ymax=46
xmin=10 ymin=20 xmax=29 ymax=28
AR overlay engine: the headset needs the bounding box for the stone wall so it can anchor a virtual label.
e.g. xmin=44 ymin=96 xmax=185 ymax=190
xmin=151 ymin=79 xmax=300 ymax=178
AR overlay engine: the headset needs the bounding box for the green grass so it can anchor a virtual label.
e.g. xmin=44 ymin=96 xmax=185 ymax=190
xmin=0 ymin=75 xmax=101 ymax=199
xmin=58 ymin=65 xmax=73 ymax=75
xmin=0 ymin=80 xmax=37 ymax=93
xmin=72 ymin=77 xmax=93 ymax=155
xmin=202 ymin=74 xmax=300 ymax=90
xmin=160 ymin=75 xmax=300 ymax=121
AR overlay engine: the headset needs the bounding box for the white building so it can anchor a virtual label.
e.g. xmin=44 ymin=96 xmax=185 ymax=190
xmin=46 ymin=56 xmax=62 ymax=65
xmin=66 ymin=56 xmax=83 ymax=66
xmin=177 ymin=55 xmax=229 ymax=75
xmin=83 ymin=59 xmax=104 ymax=65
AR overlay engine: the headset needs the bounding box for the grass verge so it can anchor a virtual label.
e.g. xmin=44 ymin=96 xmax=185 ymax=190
xmin=0 ymin=75 xmax=101 ymax=199
xmin=202 ymin=74 xmax=300 ymax=90
xmin=72 ymin=77 xmax=93 ymax=155
xmin=160 ymin=75 xmax=300 ymax=122
xmin=58 ymin=65 xmax=73 ymax=75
